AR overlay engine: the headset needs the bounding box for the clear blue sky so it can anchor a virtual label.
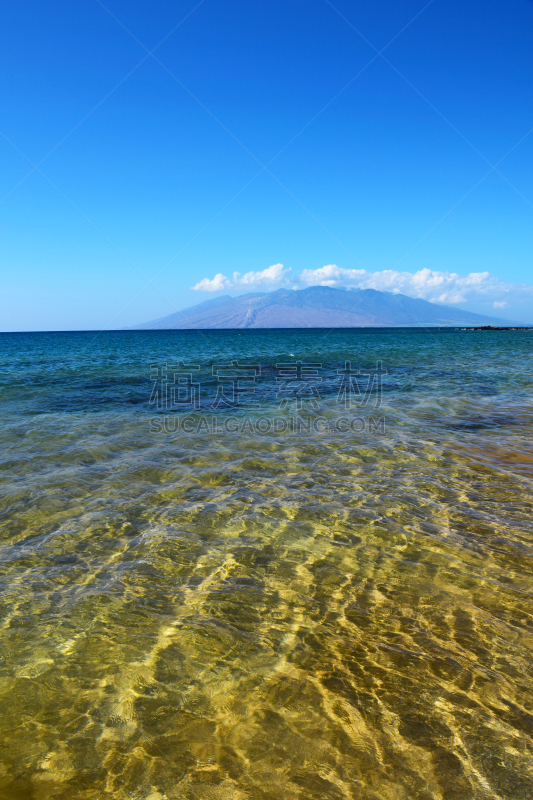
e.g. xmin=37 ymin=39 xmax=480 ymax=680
xmin=1 ymin=0 xmax=533 ymax=330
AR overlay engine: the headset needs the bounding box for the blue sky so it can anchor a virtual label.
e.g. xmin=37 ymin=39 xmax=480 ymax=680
xmin=1 ymin=0 xmax=533 ymax=329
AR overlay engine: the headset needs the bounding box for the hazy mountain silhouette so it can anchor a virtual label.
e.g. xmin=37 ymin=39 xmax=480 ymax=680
xmin=131 ymin=286 xmax=522 ymax=329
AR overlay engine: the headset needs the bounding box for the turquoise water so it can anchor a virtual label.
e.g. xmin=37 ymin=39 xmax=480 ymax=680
xmin=1 ymin=328 xmax=533 ymax=800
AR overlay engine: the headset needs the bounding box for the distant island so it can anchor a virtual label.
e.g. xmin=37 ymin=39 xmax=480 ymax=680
xmin=131 ymin=286 xmax=525 ymax=329
xmin=461 ymin=324 xmax=531 ymax=331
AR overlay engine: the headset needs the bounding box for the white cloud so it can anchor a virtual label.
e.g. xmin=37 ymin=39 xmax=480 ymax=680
xmin=192 ymin=263 xmax=291 ymax=292
xmin=191 ymin=273 xmax=231 ymax=292
xmin=298 ymin=265 xmax=533 ymax=306
xmin=191 ymin=263 xmax=533 ymax=310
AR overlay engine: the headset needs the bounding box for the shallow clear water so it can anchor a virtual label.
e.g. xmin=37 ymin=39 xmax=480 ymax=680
xmin=1 ymin=328 xmax=532 ymax=800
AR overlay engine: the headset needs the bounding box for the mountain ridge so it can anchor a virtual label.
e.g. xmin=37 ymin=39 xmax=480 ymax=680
xmin=131 ymin=286 xmax=524 ymax=329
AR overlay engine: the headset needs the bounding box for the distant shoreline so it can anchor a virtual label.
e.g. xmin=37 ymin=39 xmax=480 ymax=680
xmin=1 ymin=326 xmax=533 ymax=335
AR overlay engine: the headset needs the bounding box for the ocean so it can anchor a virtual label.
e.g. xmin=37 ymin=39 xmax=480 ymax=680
xmin=1 ymin=328 xmax=532 ymax=799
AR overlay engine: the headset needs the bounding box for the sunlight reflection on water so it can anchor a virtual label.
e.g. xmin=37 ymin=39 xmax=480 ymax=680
xmin=0 ymin=329 xmax=532 ymax=799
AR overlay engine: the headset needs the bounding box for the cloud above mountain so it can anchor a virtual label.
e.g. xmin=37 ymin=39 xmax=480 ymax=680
xmin=191 ymin=263 xmax=533 ymax=308
xmin=191 ymin=263 xmax=290 ymax=292
xmin=298 ymin=265 xmax=504 ymax=305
